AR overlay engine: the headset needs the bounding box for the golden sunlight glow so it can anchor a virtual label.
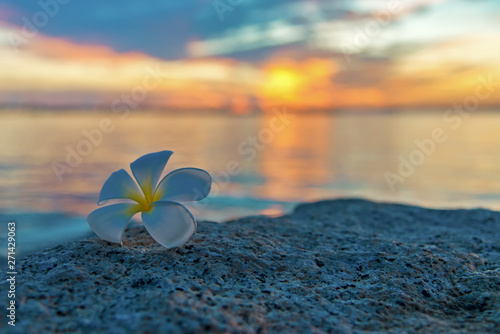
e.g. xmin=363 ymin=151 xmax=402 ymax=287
xmin=266 ymin=69 xmax=303 ymax=95
xmin=0 ymin=26 xmax=499 ymax=111
xmin=257 ymin=58 xmax=341 ymax=110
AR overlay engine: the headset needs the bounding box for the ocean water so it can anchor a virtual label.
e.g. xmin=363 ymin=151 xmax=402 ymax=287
xmin=1 ymin=109 xmax=500 ymax=256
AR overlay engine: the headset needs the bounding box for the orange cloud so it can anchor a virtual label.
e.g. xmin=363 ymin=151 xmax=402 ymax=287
xmin=1 ymin=26 xmax=499 ymax=111
xmin=29 ymin=37 xmax=147 ymax=63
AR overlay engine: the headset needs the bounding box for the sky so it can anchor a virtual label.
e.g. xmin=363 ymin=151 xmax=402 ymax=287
xmin=0 ymin=0 xmax=499 ymax=112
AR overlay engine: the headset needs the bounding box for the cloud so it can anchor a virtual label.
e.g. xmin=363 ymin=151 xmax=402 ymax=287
xmin=0 ymin=0 xmax=499 ymax=111
xmin=0 ymin=0 xmax=458 ymax=60
xmin=0 ymin=0 xmax=204 ymax=59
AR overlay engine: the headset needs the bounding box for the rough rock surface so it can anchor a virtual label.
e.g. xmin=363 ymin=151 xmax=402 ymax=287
xmin=2 ymin=199 xmax=499 ymax=333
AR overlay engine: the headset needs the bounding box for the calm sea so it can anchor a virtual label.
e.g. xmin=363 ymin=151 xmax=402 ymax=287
xmin=2 ymin=109 xmax=500 ymax=255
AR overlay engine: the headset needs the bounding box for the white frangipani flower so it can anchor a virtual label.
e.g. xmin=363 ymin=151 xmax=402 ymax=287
xmin=87 ymin=151 xmax=211 ymax=248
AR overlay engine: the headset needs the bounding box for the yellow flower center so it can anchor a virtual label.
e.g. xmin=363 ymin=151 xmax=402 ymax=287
xmin=141 ymin=201 xmax=153 ymax=212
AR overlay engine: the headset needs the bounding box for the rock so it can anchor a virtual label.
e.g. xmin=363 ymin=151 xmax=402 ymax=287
xmin=2 ymin=199 xmax=499 ymax=333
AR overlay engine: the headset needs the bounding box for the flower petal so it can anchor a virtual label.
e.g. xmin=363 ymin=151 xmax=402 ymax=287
xmin=141 ymin=201 xmax=196 ymax=248
xmin=87 ymin=203 xmax=141 ymax=244
xmin=98 ymin=169 xmax=145 ymax=205
xmin=153 ymin=168 xmax=212 ymax=203
xmin=130 ymin=151 xmax=173 ymax=203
